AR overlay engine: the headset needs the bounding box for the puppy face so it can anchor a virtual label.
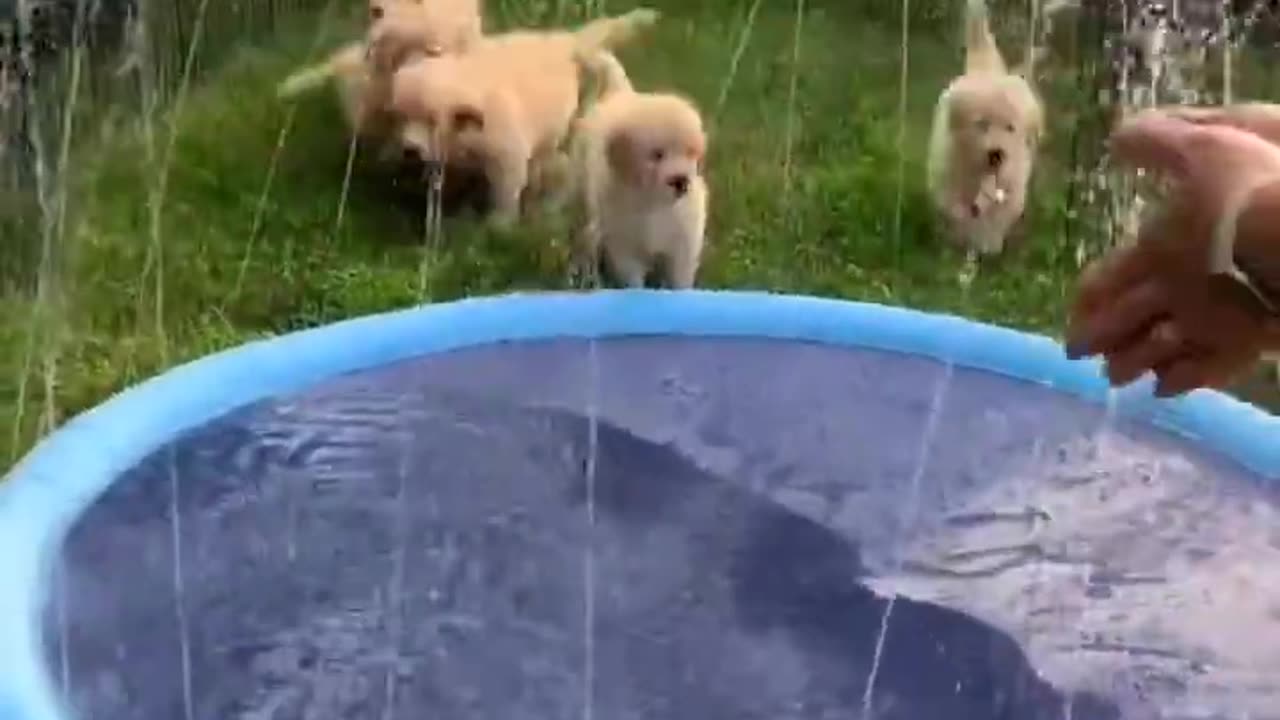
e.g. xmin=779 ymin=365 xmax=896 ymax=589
xmin=946 ymin=78 xmax=1040 ymax=217
xmin=605 ymin=97 xmax=706 ymax=202
xmin=367 ymin=0 xmax=478 ymax=71
xmin=390 ymin=60 xmax=487 ymax=172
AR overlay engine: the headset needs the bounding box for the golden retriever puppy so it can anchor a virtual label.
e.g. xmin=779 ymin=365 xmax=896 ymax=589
xmin=366 ymin=0 xmax=483 ymax=69
xmin=569 ymin=50 xmax=708 ymax=288
xmin=276 ymin=0 xmax=484 ymax=149
xmin=278 ymin=42 xmax=392 ymax=142
xmin=388 ymin=7 xmax=660 ymax=229
xmin=927 ymin=0 xmax=1044 ymax=256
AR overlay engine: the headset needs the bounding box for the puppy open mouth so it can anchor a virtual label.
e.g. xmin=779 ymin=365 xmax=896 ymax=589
xmin=666 ymin=174 xmax=690 ymax=198
xmin=422 ymin=159 xmax=445 ymax=187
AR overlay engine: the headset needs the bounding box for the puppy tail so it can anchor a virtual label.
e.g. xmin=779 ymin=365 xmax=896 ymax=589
xmin=571 ymin=7 xmax=660 ymax=54
xmin=277 ymin=45 xmax=360 ymax=100
xmin=574 ymin=49 xmax=634 ymax=99
xmin=277 ymin=59 xmax=338 ymax=100
xmin=964 ymin=0 xmax=1006 ymax=75
xmin=1041 ymin=0 xmax=1079 ymax=19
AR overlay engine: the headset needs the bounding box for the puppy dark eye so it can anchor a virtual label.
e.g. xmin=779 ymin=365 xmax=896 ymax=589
xmin=1005 ymin=123 xmax=1015 ymax=133
xmin=371 ymin=6 xmax=384 ymax=20
xmin=650 ymin=149 xmax=665 ymax=162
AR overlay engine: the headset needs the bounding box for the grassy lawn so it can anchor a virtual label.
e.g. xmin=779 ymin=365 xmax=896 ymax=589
xmin=0 ymin=0 xmax=1272 ymax=467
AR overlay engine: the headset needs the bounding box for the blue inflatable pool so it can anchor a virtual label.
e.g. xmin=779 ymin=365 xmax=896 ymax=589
xmin=1 ymin=290 xmax=1277 ymax=719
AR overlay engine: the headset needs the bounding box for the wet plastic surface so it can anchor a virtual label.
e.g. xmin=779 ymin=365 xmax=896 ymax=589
xmin=47 ymin=338 xmax=1280 ymax=719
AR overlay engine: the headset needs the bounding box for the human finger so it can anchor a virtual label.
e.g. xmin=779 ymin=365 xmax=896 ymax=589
xmin=1067 ymin=276 xmax=1168 ymax=360
xmin=1072 ymin=188 xmax=1191 ymax=353
xmin=1067 ymin=246 xmax=1157 ymax=354
xmin=1152 ymin=354 xmax=1212 ymax=398
xmin=1151 ymin=349 xmax=1251 ymax=398
xmin=1102 ymin=319 xmax=1185 ymax=387
xmin=1108 ymin=110 xmax=1195 ymax=178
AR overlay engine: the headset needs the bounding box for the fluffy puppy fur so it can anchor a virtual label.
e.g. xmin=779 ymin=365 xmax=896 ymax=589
xmin=276 ymin=0 xmax=484 ymax=149
xmin=569 ymin=50 xmax=708 ymax=288
xmin=927 ymin=0 xmax=1044 ymax=256
xmin=366 ymin=0 xmax=484 ymax=68
xmin=278 ymin=42 xmax=392 ymax=143
xmin=388 ymin=8 xmax=660 ymax=228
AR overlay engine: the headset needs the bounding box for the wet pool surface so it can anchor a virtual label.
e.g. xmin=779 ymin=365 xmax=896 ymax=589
xmin=48 ymin=338 xmax=1280 ymax=719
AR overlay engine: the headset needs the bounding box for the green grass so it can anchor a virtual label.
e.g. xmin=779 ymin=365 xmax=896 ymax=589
xmin=0 ymin=0 xmax=1272 ymax=467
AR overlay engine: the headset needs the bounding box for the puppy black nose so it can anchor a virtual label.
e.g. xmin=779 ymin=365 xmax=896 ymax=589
xmin=667 ymin=175 xmax=689 ymax=197
xmin=987 ymin=148 xmax=1004 ymax=169
xmin=402 ymin=146 xmax=422 ymax=164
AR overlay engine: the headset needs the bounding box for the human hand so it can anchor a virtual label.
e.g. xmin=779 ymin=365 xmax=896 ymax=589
xmin=1065 ymin=110 xmax=1280 ymax=395
xmin=1067 ymin=232 xmax=1276 ymax=396
xmin=1165 ymin=102 xmax=1280 ymax=147
xmin=1106 ymin=110 xmax=1280 ymax=273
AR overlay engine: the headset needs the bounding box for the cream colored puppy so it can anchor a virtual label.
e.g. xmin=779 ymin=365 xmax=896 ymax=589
xmin=276 ymin=0 xmax=484 ymax=151
xmin=569 ymin=50 xmax=708 ymax=288
xmin=388 ymin=8 xmax=660 ymax=229
xmin=927 ymin=0 xmax=1044 ymax=256
xmin=366 ymin=0 xmax=483 ymax=67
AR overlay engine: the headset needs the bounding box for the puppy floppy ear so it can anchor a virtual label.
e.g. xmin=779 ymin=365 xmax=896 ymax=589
xmin=451 ymin=104 xmax=485 ymax=133
xmin=606 ymin=127 xmax=639 ymax=182
xmin=946 ymin=90 xmax=973 ymax=132
xmin=692 ymin=135 xmax=708 ymax=174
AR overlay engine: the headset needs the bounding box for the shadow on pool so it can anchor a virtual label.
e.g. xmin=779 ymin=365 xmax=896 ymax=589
xmin=48 ymin=390 xmax=1120 ymax=719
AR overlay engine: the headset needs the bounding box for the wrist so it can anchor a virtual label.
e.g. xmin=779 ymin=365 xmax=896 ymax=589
xmin=1217 ymin=175 xmax=1280 ymax=314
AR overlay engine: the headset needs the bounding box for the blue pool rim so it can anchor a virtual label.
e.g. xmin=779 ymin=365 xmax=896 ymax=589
xmin=1 ymin=289 xmax=1277 ymax=720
